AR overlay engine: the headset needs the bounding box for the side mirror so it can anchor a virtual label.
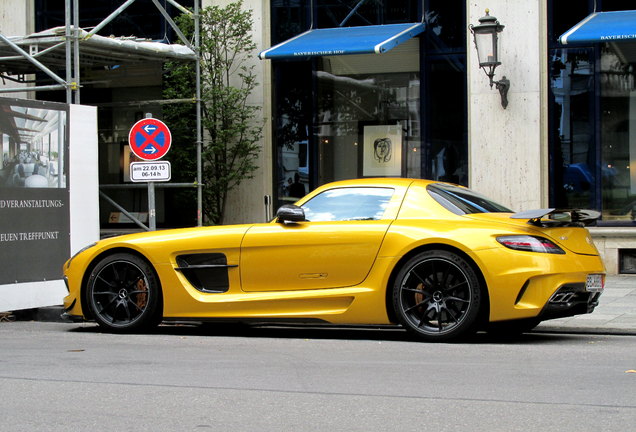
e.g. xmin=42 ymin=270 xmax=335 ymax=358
xmin=276 ymin=204 xmax=306 ymax=223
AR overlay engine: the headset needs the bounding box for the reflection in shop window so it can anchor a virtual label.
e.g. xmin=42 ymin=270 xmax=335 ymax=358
xmin=551 ymin=43 xmax=636 ymax=223
xmin=601 ymin=43 xmax=636 ymax=222
xmin=549 ymin=48 xmax=596 ymax=210
xmin=315 ymin=40 xmax=421 ymax=185
xmin=274 ymin=62 xmax=312 ymax=205
xmin=425 ymin=54 xmax=468 ymax=185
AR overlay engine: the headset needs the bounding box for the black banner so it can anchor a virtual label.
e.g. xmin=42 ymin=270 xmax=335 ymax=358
xmin=0 ymin=98 xmax=70 ymax=284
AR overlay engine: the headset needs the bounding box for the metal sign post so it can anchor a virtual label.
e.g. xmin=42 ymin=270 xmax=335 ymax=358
xmin=128 ymin=114 xmax=172 ymax=230
xmin=148 ymin=182 xmax=156 ymax=230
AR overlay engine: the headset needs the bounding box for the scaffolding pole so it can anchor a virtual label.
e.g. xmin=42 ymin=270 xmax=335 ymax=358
xmin=73 ymin=0 xmax=80 ymax=104
xmin=65 ymin=0 xmax=72 ymax=104
xmin=0 ymin=34 xmax=67 ymax=88
xmin=0 ymin=0 xmax=203 ymax=229
xmin=195 ymin=0 xmax=203 ymax=226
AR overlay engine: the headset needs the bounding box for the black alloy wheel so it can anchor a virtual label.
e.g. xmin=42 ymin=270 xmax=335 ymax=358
xmin=86 ymin=253 xmax=162 ymax=332
xmin=393 ymin=250 xmax=482 ymax=342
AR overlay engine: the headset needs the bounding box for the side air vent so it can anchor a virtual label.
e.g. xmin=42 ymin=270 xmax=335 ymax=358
xmin=175 ymin=253 xmax=236 ymax=293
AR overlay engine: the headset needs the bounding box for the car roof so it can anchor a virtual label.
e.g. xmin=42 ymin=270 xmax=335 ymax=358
xmin=315 ymin=177 xmax=438 ymax=189
xmin=295 ymin=178 xmax=454 ymax=220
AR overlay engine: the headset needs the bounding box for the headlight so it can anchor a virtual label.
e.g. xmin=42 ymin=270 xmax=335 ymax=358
xmin=496 ymin=235 xmax=565 ymax=254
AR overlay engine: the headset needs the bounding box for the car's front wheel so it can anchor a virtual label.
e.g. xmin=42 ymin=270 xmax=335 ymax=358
xmin=86 ymin=253 xmax=162 ymax=332
xmin=393 ymin=250 xmax=482 ymax=342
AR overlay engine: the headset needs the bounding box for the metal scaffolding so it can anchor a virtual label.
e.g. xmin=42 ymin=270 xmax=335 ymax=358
xmin=0 ymin=0 xmax=203 ymax=227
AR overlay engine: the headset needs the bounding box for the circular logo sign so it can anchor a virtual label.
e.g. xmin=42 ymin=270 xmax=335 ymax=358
xmin=128 ymin=118 xmax=172 ymax=161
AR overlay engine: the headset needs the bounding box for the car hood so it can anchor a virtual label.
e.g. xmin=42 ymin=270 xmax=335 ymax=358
xmin=86 ymin=224 xmax=254 ymax=262
xmin=99 ymin=224 xmax=252 ymax=244
xmin=464 ymin=212 xmax=600 ymax=256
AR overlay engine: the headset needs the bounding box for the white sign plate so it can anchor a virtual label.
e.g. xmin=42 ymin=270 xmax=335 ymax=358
xmin=130 ymin=161 xmax=171 ymax=182
xmin=585 ymin=274 xmax=605 ymax=292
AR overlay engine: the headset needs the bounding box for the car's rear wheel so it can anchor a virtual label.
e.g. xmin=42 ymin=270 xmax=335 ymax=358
xmin=393 ymin=250 xmax=482 ymax=342
xmin=86 ymin=253 xmax=162 ymax=332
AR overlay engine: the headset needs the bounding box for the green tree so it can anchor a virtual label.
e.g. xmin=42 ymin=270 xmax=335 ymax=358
xmin=164 ymin=1 xmax=262 ymax=225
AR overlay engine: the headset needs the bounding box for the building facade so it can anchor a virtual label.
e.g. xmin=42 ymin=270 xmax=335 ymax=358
xmin=1 ymin=0 xmax=635 ymax=275
xmin=247 ymin=0 xmax=636 ymax=274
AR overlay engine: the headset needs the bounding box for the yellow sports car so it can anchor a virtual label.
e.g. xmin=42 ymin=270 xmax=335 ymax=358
xmin=62 ymin=178 xmax=605 ymax=341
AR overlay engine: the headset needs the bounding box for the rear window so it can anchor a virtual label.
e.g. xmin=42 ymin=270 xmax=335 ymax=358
xmin=427 ymin=184 xmax=512 ymax=215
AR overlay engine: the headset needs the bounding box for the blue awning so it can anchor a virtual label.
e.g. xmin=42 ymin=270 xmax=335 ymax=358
xmin=560 ymin=10 xmax=636 ymax=45
xmin=258 ymin=22 xmax=425 ymax=60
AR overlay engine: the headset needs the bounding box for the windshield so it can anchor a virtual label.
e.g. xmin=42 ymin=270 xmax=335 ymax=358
xmin=427 ymin=184 xmax=513 ymax=215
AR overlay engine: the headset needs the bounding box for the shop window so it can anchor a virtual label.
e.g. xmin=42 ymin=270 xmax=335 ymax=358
xmin=548 ymin=0 xmax=636 ymax=224
xmin=273 ymin=62 xmax=313 ymax=204
xmin=425 ymin=54 xmax=468 ymax=185
xmin=548 ymin=0 xmax=591 ymax=45
xmin=549 ymin=48 xmax=596 ymax=210
xmin=270 ymin=0 xmax=310 ymax=44
xmin=315 ymin=39 xmax=421 ymax=185
xmin=619 ymin=249 xmax=636 ymax=274
xmin=271 ymin=0 xmax=468 ymax=206
xmin=425 ymin=0 xmax=466 ymax=53
xmin=600 ymin=0 xmax=636 ymax=12
xmin=315 ymin=0 xmax=418 ymax=28
xmin=35 ymin=0 xmax=193 ymax=40
xmin=600 ymin=43 xmax=636 ymax=223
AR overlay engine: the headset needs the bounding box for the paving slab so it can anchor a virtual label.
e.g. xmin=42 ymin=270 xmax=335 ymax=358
xmin=537 ymin=275 xmax=636 ymax=335
xmin=4 ymin=276 xmax=635 ymax=336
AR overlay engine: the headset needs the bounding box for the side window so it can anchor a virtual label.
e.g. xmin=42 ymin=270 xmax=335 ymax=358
xmin=302 ymin=187 xmax=394 ymax=221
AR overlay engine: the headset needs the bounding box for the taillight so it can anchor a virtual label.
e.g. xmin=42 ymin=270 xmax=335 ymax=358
xmin=496 ymin=235 xmax=565 ymax=254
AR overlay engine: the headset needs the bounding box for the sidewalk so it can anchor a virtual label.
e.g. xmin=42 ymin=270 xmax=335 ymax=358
xmin=6 ymin=275 xmax=635 ymax=335
xmin=537 ymin=275 xmax=636 ymax=335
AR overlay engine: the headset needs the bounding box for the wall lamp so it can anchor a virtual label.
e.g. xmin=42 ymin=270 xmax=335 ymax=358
xmin=469 ymin=9 xmax=510 ymax=109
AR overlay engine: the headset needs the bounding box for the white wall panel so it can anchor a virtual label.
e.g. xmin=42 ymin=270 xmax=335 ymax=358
xmin=0 ymin=104 xmax=98 ymax=312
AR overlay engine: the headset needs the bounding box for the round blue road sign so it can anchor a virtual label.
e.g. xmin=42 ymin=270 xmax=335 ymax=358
xmin=128 ymin=118 xmax=172 ymax=161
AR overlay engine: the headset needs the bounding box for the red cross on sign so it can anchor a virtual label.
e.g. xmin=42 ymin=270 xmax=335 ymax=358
xmin=128 ymin=118 xmax=172 ymax=161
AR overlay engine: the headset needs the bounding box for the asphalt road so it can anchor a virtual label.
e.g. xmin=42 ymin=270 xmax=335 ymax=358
xmin=1 ymin=322 xmax=635 ymax=432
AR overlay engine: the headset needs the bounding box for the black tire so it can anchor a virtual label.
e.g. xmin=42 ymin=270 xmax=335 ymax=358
xmin=392 ymin=250 xmax=482 ymax=342
xmin=86 ymin=253 xmax=162 ymax=332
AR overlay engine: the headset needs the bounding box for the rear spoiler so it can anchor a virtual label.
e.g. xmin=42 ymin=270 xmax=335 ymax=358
xmin=510 ymin=208 xmax=600 ymax=227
